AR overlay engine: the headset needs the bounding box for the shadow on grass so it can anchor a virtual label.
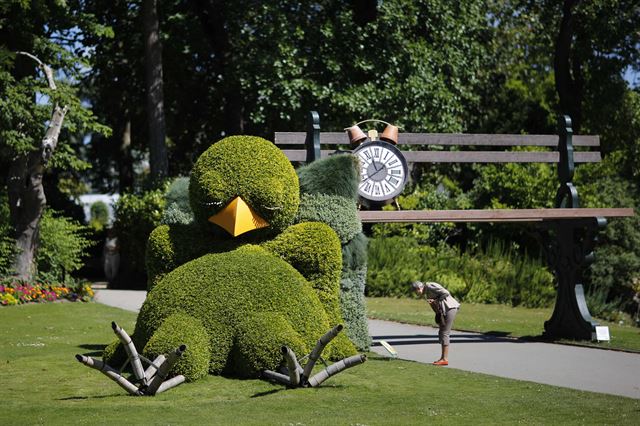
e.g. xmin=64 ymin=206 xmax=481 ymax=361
xmin=77 ymin=343 xmax=107 ymax=357
xmin=251 ymin=388 xmax=285 ymax=398
xmin=58 ymin=393 xmax=122 ymax=400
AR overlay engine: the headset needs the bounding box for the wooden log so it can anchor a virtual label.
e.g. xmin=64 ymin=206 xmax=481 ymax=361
xmin=308 ymin=354 xmax=367 ymax=387
xmin=144 ymin=345 xmax=186 ymax=395
xmin=75 ymin=354 xmax=141 ymax=396
xmin=111 ymin=322 xmax=146 ymax=383
xmin=261 ymin=369 xmax=291 ymax=386
xmin=143 ymin=354 xmax=166 ymax=381
xmin=302 ymin=324 xmax=343 ymax=379
xmin=281 ymin=346 xmax=302 ymax=387
xmin=155 ymin=375 xmax=186 ymax=394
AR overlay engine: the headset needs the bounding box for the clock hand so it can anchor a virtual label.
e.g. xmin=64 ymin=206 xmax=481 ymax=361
xmin=369 ymin=163 xmax=385 ymax=179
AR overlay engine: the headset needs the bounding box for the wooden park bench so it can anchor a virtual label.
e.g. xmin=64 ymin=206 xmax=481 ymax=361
xmin=274 ymin=111 xmax=635 ymax=341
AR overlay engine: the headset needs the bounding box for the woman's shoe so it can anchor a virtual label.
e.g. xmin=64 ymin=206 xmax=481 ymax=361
xmin=432 ymin=360 xmax=448 ymax=366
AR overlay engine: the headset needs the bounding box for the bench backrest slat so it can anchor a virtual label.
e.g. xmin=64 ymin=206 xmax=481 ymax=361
xmin=274 ymin=132 xmax=600 ymax=147
xmin=404 ymin=151 xmax=601 ymax=163
xmin=280 ymin=149 xmax=601 ymax=163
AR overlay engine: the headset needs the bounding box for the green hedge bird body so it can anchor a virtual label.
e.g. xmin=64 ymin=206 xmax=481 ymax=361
xmin=105 ymin=136 xmax=356 ymax=380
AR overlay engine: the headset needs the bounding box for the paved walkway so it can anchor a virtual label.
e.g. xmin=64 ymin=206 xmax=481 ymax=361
xmin=93 ymin=288 xmax=640 ymax=399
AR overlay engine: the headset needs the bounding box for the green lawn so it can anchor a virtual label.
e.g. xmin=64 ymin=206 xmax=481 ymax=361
xmin=1 ymin=302 xmax=639 ymax=424
xmin=366 ymin=297 xmax=640 ymax=352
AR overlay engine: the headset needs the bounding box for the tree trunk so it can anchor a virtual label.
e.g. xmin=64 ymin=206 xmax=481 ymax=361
xmin=118 ymin=119 xmax=134 ymax=192
xmin=8 ymin=103 xmax=67 ymax=280
xmin=554 ymin=0 xmax=583 ymax=133
xmin=143 ymin=0 xmax=168 ymax=182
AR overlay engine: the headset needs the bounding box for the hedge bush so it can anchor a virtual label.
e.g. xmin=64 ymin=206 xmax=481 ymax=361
xmin=296 ymin=193 xmax=361 ymax=244
xmin=367 ymin=237 xmax=555 ymax=308
xmin=142 ymin=312 xmax=211 ymax=382
xmin=262 ymin=222 xmax=343 ymax=322
xmin=162 ymin=177 xmax=193 ymax=225
xmin=295 ymin=154 xmax=370 ymax=350
xmin=297 ymin=154 xmax=359 ymax=200
xmin=366 ymin=237 xmax=422 ymax=297
xmin=229 ymin=312 xmax=308 ymax=378
xmin=128 ymin=245 xmax=355 ymax=378
xmin=113 ymin=189 xmax=165 ymax=282
xmin=189 ymin=136 xmax=299 ymax=233
xmin=145 ymin=221 xmax=265 ymax=290
xmin=37 ymin=210 xmax=94 ymax=282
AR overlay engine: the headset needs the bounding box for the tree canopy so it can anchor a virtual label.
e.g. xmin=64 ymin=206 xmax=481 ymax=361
xmin=0 ymin=0 xmax=638 ymax=310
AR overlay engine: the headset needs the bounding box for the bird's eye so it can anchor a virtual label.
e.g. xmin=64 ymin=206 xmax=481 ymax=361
xmin=203 ymin=200 xmax=224 ymax=207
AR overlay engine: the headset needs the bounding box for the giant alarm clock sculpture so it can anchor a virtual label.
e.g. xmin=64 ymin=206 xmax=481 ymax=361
xmin=345 ymin=119 xmax=409 ymax=207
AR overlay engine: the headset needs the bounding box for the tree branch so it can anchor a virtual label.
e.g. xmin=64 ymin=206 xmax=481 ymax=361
xmin=15 ymin=51 xmax=57 ymax=90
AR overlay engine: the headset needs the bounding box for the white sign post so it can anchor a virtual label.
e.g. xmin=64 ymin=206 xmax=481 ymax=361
xmin=593 ymin=326 xmax=610 ymax=342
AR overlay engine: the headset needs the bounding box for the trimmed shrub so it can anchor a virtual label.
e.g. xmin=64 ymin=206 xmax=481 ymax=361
xmin=162 ymin=204 xmax=194 ymax=226
xmin=340 ymin=266 xmax=370 ymax=349
xmin=342 ymin=233 xmax=368 ymax=272
xmin=366 ymin=237 xmax=555 ymax=308
xmin=113 ymin=189 xmax=165 ymax=282
xmin=296 ymin=155 xmax=369 ymax=350
xmin=143 ymin=313 xmax=211 ymax=382
xmin=296 ymin=193 xmax=361 ymax=244
xmin=132 ymin=245 xmax=355 ymax=378
xmin=162 ymin=177 xmax=194 ymax=225
xmin=146 ymin=223 xmax=211 ymax=290
xmin=165 ymin=177 xmax=191 ymax=211
xmin=297 ymin=154 xmax=359 ymax=200
xmin=262 ymin=222 xmax=343 ymax=322
xmin=366 ymin=237 xmax=422 ymax=296
xmin=230 ymin=312 xmax=308 ymax=378
xmin=189 ymin=136 xmax=299 ymax=233
xmin=102 ymin=338 xmax=126 ymax=367
xmin=145 ymin=222 xmax=255 ymax=290
xmin=339 ymin=234 xmax=370 ymax=350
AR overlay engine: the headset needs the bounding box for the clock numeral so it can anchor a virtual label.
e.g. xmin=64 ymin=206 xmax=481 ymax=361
xmin=355 ymin=142 xmax=406 ymax=201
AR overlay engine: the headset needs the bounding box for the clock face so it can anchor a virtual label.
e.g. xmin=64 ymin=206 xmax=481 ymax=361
xmin=353 ymin=141 xmax=408 ymax=204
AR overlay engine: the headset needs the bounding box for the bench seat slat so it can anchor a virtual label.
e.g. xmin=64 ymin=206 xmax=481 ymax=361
xmin=358 ymin=208 xmax=634 ymax=223
xmin=402 ymin=151 xmax=601 ymax=163
xmin=274 ymin=132 xmax=600 ymax=147
xmin=280 ymin=150 xmax=601 ymax=163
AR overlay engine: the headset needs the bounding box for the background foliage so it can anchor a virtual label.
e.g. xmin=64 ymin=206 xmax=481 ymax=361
xmin=1 ymin=1 xmax=639 ymax=318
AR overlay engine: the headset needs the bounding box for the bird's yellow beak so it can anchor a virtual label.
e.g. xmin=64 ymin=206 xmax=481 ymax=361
xmin=208 ymin=196 xmax=269 ymax=237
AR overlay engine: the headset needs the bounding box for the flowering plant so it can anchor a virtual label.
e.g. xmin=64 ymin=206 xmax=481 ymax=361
xmin=0 ymin=278 xmax=94 ymax=306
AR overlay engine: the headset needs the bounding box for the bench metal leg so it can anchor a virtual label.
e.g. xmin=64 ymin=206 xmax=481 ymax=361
xmin=543 ymin=217 xmax=606 ymax=340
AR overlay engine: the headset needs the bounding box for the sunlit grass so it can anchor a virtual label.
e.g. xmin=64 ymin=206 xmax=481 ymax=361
xmin=1 ymin=302 xmax=638 ymax=424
